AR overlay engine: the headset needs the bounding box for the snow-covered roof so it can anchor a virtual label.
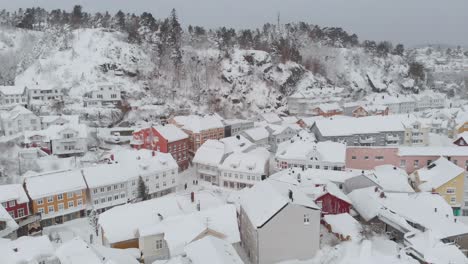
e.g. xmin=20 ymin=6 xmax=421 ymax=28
xmin=348 ymin=187 xmax=468 ymax=239
xmin=40 ymin=115 xmax=80 ymax=125
xmin=184 ymin=236 xmax=244 ymax=264
xmin=98 ymin=191 xmax=224 ymax=244
xmin=398 ymin=146 xmax=468 ymax=156
xmin=0 ymin=236 xmax=55 ymax=263
xmin=0 ymin=184 xmax=29 ymax=204
xmin=280 ymin=116 xmax=299 ymax=124
xmin=314 ymin=115 xmax=405 ymax=136
xmin=242 ymin=126 xmax=269 ymax=141
xmin=367 ymin=165 xmax=414 ymax=193
xmin=82 ymin=164 xmax=132 ymax=188
xmin=270 ymin=171 xmax=351 ymax=204
xmin=239 ymin=179 xmax=319 ymax=228
xmin=265 ymin=124 xmax=296 ymax=136
xmin=260 ymin=112 xmax=282 ymax=124
xmin=192 ymin=140 xmax=226 ymax=166
xmin=218 ymin=147 xmax=270 ymax=174
xmin=0 ymin=205 xmax=18 ymax=238
xmin=405 ymin=231 xmax=468 ymax=264
xmin=172 ymin=115 xmax=224 ymax=133
xmin=315 ymin=103 xmax=342 ymax=112
xmin=0 ymin=86 xmax=25 ymax=95
xmin=138 ymin=204 xmax=240 ymax=256
xmin=273 ymin=168 xmax=362 ymax=184
xmin=24 ymin=123 xmax=87 ymax=142
xmin=153 ymin=124 xmax=188 ymax=142
xmin=323 ymin=213 xmax=362 ymax=241
xmin=276 ymin=140 xmax=346 ymax=164
xmin=24 ymin=169 xmax=87 ymax=199
xmin=219 ymin=135 xmax=254 ymax=153
xmin=55 ymin=238 xmax=102 ymax=264
xmin=108 ymin=149 xmax=178 ymax=172
xmin=454 ymin=131 xmax=468 ymax=144
xmin=415 ymin=157 xmax=464 ymax=191
xmin=0 ymin=105 xmax=35 ymax=121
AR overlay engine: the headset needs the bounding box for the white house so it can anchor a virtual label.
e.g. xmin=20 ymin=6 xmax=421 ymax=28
xmin=26 ymin=85 xmax=63 ymax=106
xmin=111 ymin=149 xmax=179 ymax=199
xmin=0 ymin=105 xmax=41 ymax=136
xmin=193 ymin=140 xmax=229 ymax=186
xmin=240 ymin=126 xmax=270 ymax=148
xmin=238 ymin=179 xmax=321 ymax=264
xmin=83 ymin=85 xmax=122 ymax=107
xmin=219 ymin=147 xmax=270 ymax=190
xmin=266 ymin=124 xmax=298 ymax=152
xmin=275 ymin=138 xmax=346 ymax=172
xmin=257 ymin=112 xmax=282 ymax=124
xmin=24 ymin=124 xmax=88 ymax=157
xmin=138 ymin=204 xmax=240 ymax=263
xmin=40 ymin=115 xmax=80 ymax=129
xmin=0 ymin=86 xmax=28 ymax=108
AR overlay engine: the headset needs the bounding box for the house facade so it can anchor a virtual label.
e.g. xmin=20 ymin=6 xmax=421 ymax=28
xmin=222 ymin=119 xmax=254 ymax=137
xmin=26 ymin=86 xmax=63 ymax=105
xmin=83 ymin=85 xmax=122 ymax=107
xmin=192 ymin=140 xmax=227 ymax=186
xmin=266 ymin=125 xmax=297 ymax=152
xmin=169 ymin=115 xmax=225 ymax=155
xmin=0 ymin=105 xmax=41 ymax=136
xmin=0 ymin=86 xmax=28 ymax=108
xmin=239 ymin=180 xmax=321 ymax=264
xmin=24 ymin=170 xmax=87 ymax=227
xmin=311 ymin=103 xmax=343 ymax=117
xmin=132 ymin=125 xmax=189 ymax=170
xmin=0 ymin=184 xmax=32 ymax=237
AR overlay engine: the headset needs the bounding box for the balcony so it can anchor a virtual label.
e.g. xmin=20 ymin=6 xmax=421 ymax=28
xmin=359 ymin=137 xmax=376 ymax=145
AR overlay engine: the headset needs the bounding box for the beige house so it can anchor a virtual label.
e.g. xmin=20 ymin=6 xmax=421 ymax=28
xmin=239 ymin=179 xmax=321 ymax=264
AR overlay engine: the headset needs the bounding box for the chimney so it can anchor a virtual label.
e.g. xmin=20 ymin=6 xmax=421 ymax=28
xmin=157 ymin=213 xmax=163 ymax=221
xmin=197 ymin=201 xmax=201 ymax=211
xmin=191 ymin=192 xmax=195 ymax=203
xmin=379 ymin=192 xmax=386 ymax=198
xmin=110 ymin=154 xmax=114 ymax=161
xmin=288 ymin=190 xmax=294 ymax=202
xmin=152 ymin=151 xmax=156 ymax=157
xmin=236 ymin=135 xmax=240 ymax=140
xmin=434 ymin=208 xmax=437 ymax=213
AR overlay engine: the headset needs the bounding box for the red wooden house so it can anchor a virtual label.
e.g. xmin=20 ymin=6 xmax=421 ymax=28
xmin=131 ymin=124 xmax=190 ymax=170
xmin=313 ymin=184 xmax=352 ymax=215
xmin=0 ymin=184 xmax=31 ymax=222
xmin=312 ymin=103 xmax=343 ymax=117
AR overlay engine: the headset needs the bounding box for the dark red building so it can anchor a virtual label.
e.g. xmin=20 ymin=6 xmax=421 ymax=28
xmin=131 ymin=124 xmax=189 ymax=170
xmin=0 ymin=184 xmax=31 ymax=220
xmin=314 ymin=185 xmax=352 ymax=215
xmin=454 ymin=132 xmax=468 ymax=147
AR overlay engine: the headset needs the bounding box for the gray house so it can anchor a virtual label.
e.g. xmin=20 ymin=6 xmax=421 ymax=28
xmin=239 ymin=179 xmax=321 ymax=264
xmin=311 ymin=116 xmax=405 ymax=146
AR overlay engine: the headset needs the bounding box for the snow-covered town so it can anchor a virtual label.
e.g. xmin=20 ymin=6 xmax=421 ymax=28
xmin=0 ymin=2 xmax=468 ymax=264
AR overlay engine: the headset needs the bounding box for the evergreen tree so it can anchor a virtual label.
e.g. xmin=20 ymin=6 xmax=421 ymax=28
xmin=137 ymin=176 xmax=149 ymax=201
xmin=393 ymin=43 xmax=405 ymax=56
xmin=71 ymin=5 xmax=83 ymax=28
xmin=168 ymin=9 xmax=183 ymax=88
xmin=113 ymin=10 xmax=125 ymax=30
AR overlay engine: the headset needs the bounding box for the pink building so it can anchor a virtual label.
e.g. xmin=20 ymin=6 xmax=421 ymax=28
xmin=346 ymin=146 xmax=468 ymax=174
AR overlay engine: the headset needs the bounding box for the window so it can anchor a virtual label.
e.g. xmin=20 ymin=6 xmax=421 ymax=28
xmin=58 ymin=203 xmax=64 ymax=211
xmin=156 ymin=239 xmax=163 ymax=249
xmin=114 ymin=185 xmax=118 ymax=190
xmin=447 ymin=188 xmax=456 ymax=194
xmin=364 ymin=156 xmax=369 ymax=160
xmin=163 ymin=182 xmax=167 ymax=187
xmin=107 ymin=196 xmax=112 ymax=202
xmin=101 ymin=198 xmax=106 ymax=203
xmin=37 ymin=199 xmax=43 ymax=205
xmin=93 ymin=189 xmax=98 ymax=194
xmin=107 ymin=186 xmax=111 ymax=191
xmin=304 ymin=214 xmax=310 ymax=224
xmin=68 ymin=201 xmax=74 ymax=208
xmin=1 ymin=202 xmax=6 ymax=208
xmin=47 ymin=196 xmax=53 ymax=203
xmin=156 ymin=183 xmax=160 ymax=189
xmin=100 ymin=187 xmax=105 ymax=192
xmin=120 ymin=183 xmax=125 ymax=188
xmin=48 ymin=206 xmax=54 ymax=213
xmin=414 ymin=160 xmax=419 ymax=167
xmin=38 ymin=208 xmax=45 ymax=214
xmin=351 ymin=156 xmax=357 ymax=160
xmin=400 ymin=160 xmax=406 ymax=167
xmin=120 ymin=193 xmax=125 ymax=199
xmin=172 ymin=179 xmax=175 ymax=184
xmin=375 ymin=156 xmax=384 ymax=160
xmin=114 ymin=195 xmax=119 ymax=200
xmin=57 ymin=194 xmax=63 ymax=200
xmin=450 ymin=196 xmax=457 ymax=204
xmin=17 ymin=208 xmax=25 ymax=218
xmin=77 ymin=199 xmax=83 ymax=206
xmin=67 ymin=192 xmax=73 ymax=198
xmin=94 ymin=200 xmax=99 ymax=205
xmin=8 ymin=200 xmax=15 ymax=207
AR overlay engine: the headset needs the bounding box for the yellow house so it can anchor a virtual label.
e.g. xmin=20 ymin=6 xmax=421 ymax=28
xmin=411 ymin=157 xmax=465 ymax=216
xmin=458 ymin=121 xmax=468 ymax=134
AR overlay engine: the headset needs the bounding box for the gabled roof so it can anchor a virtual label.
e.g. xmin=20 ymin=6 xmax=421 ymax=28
xmin=348 ymin=187 xmax=468 ymax=239
xmin=172 ymin=115 xmax=224 ymax=133
xmin=153 ymin=124 xmax=188 ymax=142
xmin=367 ymin=165 xmax=414 ymax=193
xmin=276 ymin=140 xmax=346 ymax=164
xmin=454 ymin=132 xmax=468 ymax=144
xmin=0 ymin=184 xmax=29 ymax=204
xmin=0 ymin=204 xmax=18 ymax=238
xmin=416 ymin=157 xmax=464 ymax=191
xmin=193 ymin=140 xmax=227 ymax=166
xmin=24 ymin=169 xmax=87 ymax=199
xmin=0 ymin=105 xmax=35 ymax=121
xmin=242 ymin=126 xmax=269 ymax=141
xmin=218 ymin=147 xmax=270 ymax=174
xmin=184 ymin=236 xmax=244 ymax=264
xmin=314 ymin=115 xmax=405 ymax=137
xmin=260 ymin=112 xmax=282 ymax=124
xmin=239 ymin=179 xmax=319 ymax=228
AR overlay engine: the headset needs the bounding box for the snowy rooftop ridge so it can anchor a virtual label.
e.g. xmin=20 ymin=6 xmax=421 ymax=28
xmin=23 ymin=169 xmax=87 ymax=200
xmin=415 ymin=157 xmax=464 ymax=191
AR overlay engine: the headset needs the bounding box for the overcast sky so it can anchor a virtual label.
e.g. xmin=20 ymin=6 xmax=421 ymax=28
xmin=2 ymin=0 xmax=467 ymax=47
